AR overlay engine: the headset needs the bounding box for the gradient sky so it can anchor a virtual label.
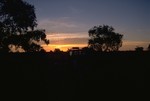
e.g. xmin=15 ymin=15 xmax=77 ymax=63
xmin=25 ymin=0 xmax=150 ymax=51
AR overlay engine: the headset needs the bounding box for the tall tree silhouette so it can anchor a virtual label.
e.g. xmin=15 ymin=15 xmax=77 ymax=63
xmin=88 ymin=25 xmax=123 ymax=52
xmin=0 ymin=0 xmax=49 ymax=52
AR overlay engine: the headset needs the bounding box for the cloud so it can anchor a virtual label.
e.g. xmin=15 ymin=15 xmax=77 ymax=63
xmin=37 ymin=17 xmax=89 ymax=33
xmin=46 ymin=32 xmax=88 ymax=39
xmin=46 ymin=32 xmax=88 ymax=45
xmin=50 ymin=37 xmax=88 ymax=45
xmin=45 ymin=33 xmax=150 ymax=51
xmin=120 ymin=40 xmax=150 ymax=50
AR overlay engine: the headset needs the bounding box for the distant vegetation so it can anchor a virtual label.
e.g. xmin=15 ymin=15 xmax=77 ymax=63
xmin=0 ymin=0 xmax=49 ymax=52
xmin=135 ymin=46 xmax=144 ymax=52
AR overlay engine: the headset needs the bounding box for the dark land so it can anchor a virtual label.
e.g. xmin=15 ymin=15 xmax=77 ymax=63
xmin=1 ymin=51 xmax=150 ymax=100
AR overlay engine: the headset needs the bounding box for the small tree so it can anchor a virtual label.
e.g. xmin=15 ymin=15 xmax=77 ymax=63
xmin=135 ymin=47 xmax=144 ymax=52
xmin=148 ymin=44 xmax=150 ymax=51
xmin=0 ymin=0 xmax=49 ymax=52
xmin=88 ymin=25 xmax=123 ymax=52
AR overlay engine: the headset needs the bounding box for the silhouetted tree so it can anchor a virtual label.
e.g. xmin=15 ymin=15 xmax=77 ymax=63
xmin=148 ymin=44 xmax=150 ymax=51
xmin=88 ymin=25 xmax=123 ymax=52
xmin=54 ymin=48 xmax=61 ymax=53
xmin=81 ymin=47 xmax=95 ymax=54
xmin=0 ymin=0 xmax=49 ymax=52
xmin=135 ymin=46 xmax=144 ymax=52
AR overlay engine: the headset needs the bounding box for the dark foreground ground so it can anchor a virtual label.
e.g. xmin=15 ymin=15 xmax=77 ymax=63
xmin=1 ymin=51 xmax=150 ymax=100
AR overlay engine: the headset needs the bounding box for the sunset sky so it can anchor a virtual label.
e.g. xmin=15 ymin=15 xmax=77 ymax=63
xmin=25 ymin=0 xmax=150 ymax=51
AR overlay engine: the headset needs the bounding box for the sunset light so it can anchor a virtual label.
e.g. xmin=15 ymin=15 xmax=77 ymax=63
xmin=42 ymin=33 xmax=88 ymax=51
xmin=1 ymin=0 xmax=150 ymax=100
xmin=42 ymin=44 xmax=87 ymax=52
xmin=43 ymin=33 xmax=150 ymax=52
xmin=23 ymin=0 xmax=150 ymax=52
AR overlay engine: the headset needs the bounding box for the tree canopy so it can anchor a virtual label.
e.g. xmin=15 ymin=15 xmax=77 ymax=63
xmin=0 ymin=0 xmax=49 ymax=52
xmin=88 ymin=25 xmax=123 ymax=52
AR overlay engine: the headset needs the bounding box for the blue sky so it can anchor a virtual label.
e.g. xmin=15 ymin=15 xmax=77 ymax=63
xmin=25 ymin=0 xmax=150 ymax=51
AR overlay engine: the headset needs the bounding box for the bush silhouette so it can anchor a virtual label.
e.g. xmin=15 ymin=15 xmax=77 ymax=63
xmin=135 ymin=46 xmax=144 ymax=52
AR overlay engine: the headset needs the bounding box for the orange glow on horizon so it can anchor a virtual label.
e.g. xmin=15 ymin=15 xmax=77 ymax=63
xmin=43 ymin=33 xmax=88 ymax=51
xmin=42 ymin=40 xmax=150 ymax=52
xmin=42 ymin=44 xmax=87 ymax=52
xmin=43 ymin=32 xmax=150 ymax=52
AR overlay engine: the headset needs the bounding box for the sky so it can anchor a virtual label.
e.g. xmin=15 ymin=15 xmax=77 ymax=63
xmin=25 ymin=0 xmax=150 ymax=51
